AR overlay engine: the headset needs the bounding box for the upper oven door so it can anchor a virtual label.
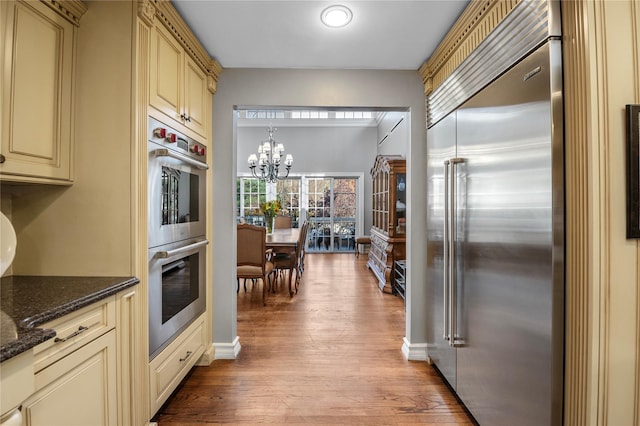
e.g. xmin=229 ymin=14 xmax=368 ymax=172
xmin=148 ymin=120 xmax=208 ymax=248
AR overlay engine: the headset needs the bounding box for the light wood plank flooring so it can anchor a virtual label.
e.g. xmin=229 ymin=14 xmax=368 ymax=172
xmin=155 ymin=253 xmax=474 ymax=425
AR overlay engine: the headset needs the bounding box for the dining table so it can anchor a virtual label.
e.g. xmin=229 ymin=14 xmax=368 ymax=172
xmin=266 ymin=228 xmax=300 ymax=296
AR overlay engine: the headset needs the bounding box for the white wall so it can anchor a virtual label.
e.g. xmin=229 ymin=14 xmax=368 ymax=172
xmin=237 ymin=125 xmax=378 ymax=232
xmin=238 ymin=125 xmax=377 ymax=174
xmin=212 ymin=68 xmax=427 ymax=359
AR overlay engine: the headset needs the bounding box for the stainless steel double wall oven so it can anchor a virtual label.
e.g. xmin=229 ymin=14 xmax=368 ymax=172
xmin=148 ymin=117 xmax=208 ymax=359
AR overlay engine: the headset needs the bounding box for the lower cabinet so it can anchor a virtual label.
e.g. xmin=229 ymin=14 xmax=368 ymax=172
xmin=22 ymin=330 xmax=117 ymax=425
xmin=16 ymin=286 xmax=138 ymax=426
xmin=149 ymin=314 xmax=206 ymax=416
xmin=116 ymin=288 xmax=139 ymax=426
xmin=0 ymin=350 xmax=34 ymax=425
xmin=367 ymin=230 xmax=406 ymax=294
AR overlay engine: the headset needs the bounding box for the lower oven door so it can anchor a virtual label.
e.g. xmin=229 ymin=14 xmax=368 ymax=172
xmin=149 ymin=238 xmax=208 ymax=359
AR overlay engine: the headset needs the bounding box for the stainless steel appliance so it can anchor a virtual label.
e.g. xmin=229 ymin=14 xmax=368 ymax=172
xmin=148 ymin=238 xmax=207 ymax=359
xmin=426 ymin=1 xmax=564 ymax=424
xmin=148 ymin=117 xmax=209 ymax=359
xmin=148 ymin=117 xmax=208 ymax=248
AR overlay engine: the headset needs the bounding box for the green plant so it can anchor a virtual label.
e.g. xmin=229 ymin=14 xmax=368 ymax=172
xmin=260 ymin=200 xmax=281 ymax=218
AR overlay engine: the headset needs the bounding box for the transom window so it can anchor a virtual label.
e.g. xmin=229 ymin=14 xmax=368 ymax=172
xmin=238 ymin=109 xmax=377 ymax=121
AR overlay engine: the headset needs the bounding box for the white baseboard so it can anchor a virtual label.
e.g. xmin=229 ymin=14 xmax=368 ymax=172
xmin=213 ymin=336 xmax=241 ymax=359
xmin=402 ymin=337 xmax=428 ymax=361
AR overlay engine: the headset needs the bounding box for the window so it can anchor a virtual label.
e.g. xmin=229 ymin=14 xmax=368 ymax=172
xmin=237 ymin=178 xmax=267 ymax=225
xmin=306 ymin=177 xmax=357 ymax=253
xmin=290 ymin=110 xmax=329 ymax=119
xmin=307 ymin=178 xmax=331 ymax=219
xmin=237 ymin=177 xmax=303 ymax=227
xmin=244 ymin=110 xmax=285 ymax=119
xmin=334 ymin=111 xmax=372 ymax=119
xmin=276 ymin=178 xmax=301 ymax=227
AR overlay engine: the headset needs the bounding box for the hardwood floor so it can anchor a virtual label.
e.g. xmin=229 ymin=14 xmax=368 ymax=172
xmin=155 ymin=253 xmax=474 ymax=425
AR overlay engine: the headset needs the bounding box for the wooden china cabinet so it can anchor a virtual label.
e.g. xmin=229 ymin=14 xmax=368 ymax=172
xmin=367 ymin=155 xmax=406 ymax=294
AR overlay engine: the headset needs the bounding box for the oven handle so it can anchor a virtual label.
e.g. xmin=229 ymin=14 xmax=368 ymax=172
xmin=154 ymin=148 xmax=209 ymax=170
xmin=154 ymin=239 xmax=209 ymax=259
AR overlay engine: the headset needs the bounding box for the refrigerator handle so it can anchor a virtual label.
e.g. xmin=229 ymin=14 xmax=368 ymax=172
xmin=443 ymin=160 xmax=451 ymax=342
xmin=449 ymin=158 xmax=464 ymax=347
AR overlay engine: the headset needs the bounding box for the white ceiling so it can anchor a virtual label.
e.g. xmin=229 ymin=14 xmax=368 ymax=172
xmin=171 ymin=0 xmax=469 ymax=70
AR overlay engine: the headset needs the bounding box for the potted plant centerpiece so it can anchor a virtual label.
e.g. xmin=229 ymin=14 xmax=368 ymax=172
xmin=260 ymin=200 xmax=281 ymax=234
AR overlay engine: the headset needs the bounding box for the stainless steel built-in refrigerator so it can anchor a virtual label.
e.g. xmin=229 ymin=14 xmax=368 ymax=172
xmin=426 ymin=2 xmax=564 ymax=424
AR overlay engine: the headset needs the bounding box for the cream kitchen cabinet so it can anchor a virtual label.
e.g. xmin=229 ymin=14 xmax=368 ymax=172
xmin=22 ymin=330 xmax=117 ymax=426
xmin=149 ymin=313 xmax=206 ymax=416
xmin=22 ymin=296 xmax=117 ymax=426
xmin=150 ymin=23 xmax=209 ymax=140
xmin=0 ymin=0 xmax=86 ymax=184
xmin=0 ymin=350 xmax=34 ymax=426
xmin=116 ymin=287 xmax=139 ymax=426
xmin=16 ymin=284 xmax=139 ymax=426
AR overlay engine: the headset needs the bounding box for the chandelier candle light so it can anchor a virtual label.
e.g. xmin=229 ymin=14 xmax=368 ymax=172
xmin=247 ymin=127 xmax=293 ymax=182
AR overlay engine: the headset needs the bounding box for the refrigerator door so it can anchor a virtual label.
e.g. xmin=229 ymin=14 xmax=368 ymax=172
xmin=454 ymin=40 xmax=563 ymax=425
xmin=426 ymin=112 xmax=458 ymax=388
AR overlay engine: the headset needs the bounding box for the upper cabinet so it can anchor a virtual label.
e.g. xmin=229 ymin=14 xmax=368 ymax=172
xmin=150 ymin=23 xmax=209 ymax=140
xmin=371 ymin=155 xmax=406 ymax=238
xmin=0 ymin=0 xmax=86 ymax=184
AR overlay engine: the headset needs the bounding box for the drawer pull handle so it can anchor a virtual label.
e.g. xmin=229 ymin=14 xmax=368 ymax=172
xmin=54 ymin=325 xmax=89 ymax=343
xmin=179 ymin=351 xmax=193 ymax=362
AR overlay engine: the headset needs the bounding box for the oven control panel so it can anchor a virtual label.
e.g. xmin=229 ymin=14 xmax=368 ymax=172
xmin=148 ymin=117 xmax=206 ymax=160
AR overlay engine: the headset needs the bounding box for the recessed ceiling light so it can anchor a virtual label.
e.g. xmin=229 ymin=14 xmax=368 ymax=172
xmin=321 ymin=5 xmax=353 ymax=28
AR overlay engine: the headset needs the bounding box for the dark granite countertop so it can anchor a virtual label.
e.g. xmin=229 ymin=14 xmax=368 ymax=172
xmin=0 ymin=276 xmax=139 ymax=362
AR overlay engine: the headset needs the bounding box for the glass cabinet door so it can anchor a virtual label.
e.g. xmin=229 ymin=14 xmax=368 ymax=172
xmin=395 ymin=173 xmax=406 ymax=235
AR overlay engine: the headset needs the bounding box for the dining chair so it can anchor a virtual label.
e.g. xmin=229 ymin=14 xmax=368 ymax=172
xmin=237 ymin=223 xmax=274 ymax=305
xmin=272 ymin=221 xmax=308 ymax=294
xmin=295 ymin=221 xmax=309 ymax=290
xmin=274 ymin=215 xmax=292 ymax=229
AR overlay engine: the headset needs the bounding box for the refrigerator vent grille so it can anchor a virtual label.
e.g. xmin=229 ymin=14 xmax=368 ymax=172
xmin=427 ymin=0 xmax=560 ymax=128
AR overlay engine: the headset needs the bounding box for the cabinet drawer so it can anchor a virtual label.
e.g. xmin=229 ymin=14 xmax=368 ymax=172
xmin=149 ymin=315 xmax=205 ymax=414
xmin=33 ymin=297 xmax=115 ymax=374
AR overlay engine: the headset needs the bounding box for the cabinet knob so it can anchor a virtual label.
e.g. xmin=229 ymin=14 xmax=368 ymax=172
xmin=0 ymin=154 xmax=5 ymax=164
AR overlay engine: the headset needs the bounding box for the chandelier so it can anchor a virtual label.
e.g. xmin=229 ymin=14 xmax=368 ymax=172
xmin=247 ymin=127 xmax=293 ymax=182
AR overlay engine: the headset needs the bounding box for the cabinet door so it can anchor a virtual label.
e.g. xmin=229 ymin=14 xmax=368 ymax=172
xmin=150 ymin=24 xmax=183 ymax=123
xmin=1 ymin=0 xmax=74 ymax=183
xmin=23 ymin=330 xmax=117 ymax=426
xmin=183 ymin=55 xmax=208 ymax=138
